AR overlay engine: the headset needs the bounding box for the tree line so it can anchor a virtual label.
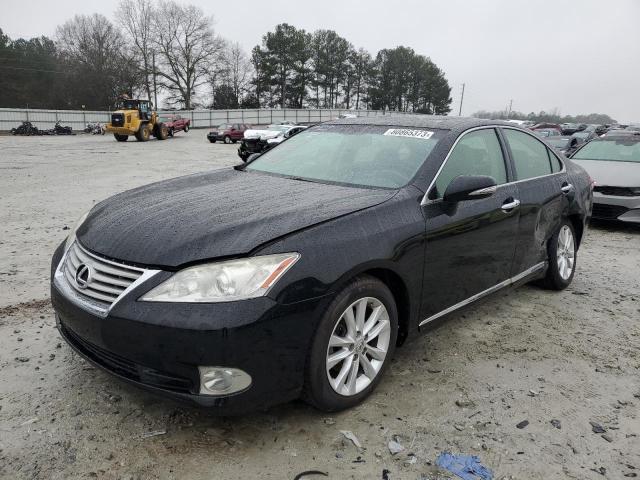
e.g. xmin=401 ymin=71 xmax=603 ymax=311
xmin=472 ymin=109 xmax=617 ymax=125
xmin=0 ymin=0 xmax=452 ymax=113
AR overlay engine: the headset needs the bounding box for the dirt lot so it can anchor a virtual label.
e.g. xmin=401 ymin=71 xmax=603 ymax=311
xmin=1 ymin=133 xmax=639 ymax=480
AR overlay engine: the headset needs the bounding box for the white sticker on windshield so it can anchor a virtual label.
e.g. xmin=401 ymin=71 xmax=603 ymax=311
xmin=383 ymin=128 xmax=434 ymax=139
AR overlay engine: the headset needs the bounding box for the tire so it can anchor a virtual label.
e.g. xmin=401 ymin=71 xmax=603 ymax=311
xmin=168 ymin=128 xmax=174 ymax=137
xmin=208 ymin=138 xmax=216 ymax=143
xmin=114 ymin=133 xmax=128 ymax=142
xmin=135 ymin=124 xmax=150 ymax=142
xmin=540 ymin=220 xmax=577 ymax=290
xmin=303 ymin=275 xmax=398 ymax=412
xmin=232 ymin=139 xmax=238 ymax=144
xmin=224 ymin=135 xmax=232 ymax=144
xmin=154 ymin=122 xmax=169 ymax=140
xmin=183 ymin=124 xmax=189 ymax=133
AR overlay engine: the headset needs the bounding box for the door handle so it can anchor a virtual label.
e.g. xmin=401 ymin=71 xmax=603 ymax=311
xmin=501 ymin=199 xmax=521 ymax=212
xmin=561 ymin=183 xmax=573 ymax=194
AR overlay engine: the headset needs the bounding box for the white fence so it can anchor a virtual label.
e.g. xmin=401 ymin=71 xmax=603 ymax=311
xmin=0 ymin=107 xmax=415 ymax=131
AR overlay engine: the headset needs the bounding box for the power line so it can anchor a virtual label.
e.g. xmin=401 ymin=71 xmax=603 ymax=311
xmin=0 ymin=65 xmax=71 ymax=75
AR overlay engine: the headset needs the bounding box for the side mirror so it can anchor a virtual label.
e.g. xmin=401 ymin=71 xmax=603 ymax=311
xmin=443 ymin=175 xmax=497 ymax=202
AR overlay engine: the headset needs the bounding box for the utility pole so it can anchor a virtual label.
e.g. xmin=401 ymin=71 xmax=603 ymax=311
xmin=508 ymin=99 xmax=513 ymax=118
xmin=152 ymin=51 xmax=158 ymax=109
xmin=458 ymin=83 xmax=465 ymax=116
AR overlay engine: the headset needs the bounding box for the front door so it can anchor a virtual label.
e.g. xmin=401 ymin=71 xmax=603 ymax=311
xmin=420 ymin=127 xmax=520 ymax=323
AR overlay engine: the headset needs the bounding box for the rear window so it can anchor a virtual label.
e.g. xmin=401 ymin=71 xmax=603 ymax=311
xmin=573 ymin=139 xmax=640 ymax=163
xmin=247 ymin=124 xmax=445 ymax=188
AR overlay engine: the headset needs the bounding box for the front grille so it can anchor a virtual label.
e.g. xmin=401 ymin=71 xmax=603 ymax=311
xmin=594 ymin=186 xmax=639 ymax=197
xmin=60 ymin=322 xmax=194 ymax=394
xmin=592 ymin=203 xmax=629 ymax=220
xmin=62 ymin=242 xmax=145 ymax=306
xmin=111 ymin=113 xmax=124 ymax=127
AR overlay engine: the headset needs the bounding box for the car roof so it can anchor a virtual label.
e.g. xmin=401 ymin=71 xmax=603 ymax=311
xmin=327 ymin=114 xmax=511 ymax=134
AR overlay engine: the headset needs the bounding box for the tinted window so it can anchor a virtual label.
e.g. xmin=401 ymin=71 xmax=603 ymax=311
xmin=247 ymin=125 xmax=444 ymax=188
xmin=504 ymin=129 xmax=552 ymax=180
xmin=433 ymin=129 xmax=507 ymax=198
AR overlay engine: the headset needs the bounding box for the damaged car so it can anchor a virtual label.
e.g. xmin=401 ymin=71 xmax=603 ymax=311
xmin=238 ymin=124 xmax=306 ymax=161
xmin=51 ymin=116 xmax=593 ymax=414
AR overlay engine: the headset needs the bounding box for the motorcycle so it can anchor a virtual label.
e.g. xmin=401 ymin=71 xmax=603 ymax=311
xmin=85 ymin=122 xmax=105 ymax=135
xmin=53 ymin=121 xmax=73 ymax=135
xmin=11 ymin=121 xmax=40 ymax=136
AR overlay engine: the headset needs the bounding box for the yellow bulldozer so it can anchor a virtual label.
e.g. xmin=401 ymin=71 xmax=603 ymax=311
xmin=105 ymin=99 xmax=168 ymax=142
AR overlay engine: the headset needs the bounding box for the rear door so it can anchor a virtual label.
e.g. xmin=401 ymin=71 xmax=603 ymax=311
xmin=500 ymin=128 xmax=570 ymax=276
xmin=420 ymin=127 xmax=520 ymax=321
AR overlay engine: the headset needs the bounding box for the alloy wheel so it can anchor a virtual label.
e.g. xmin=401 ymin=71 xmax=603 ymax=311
xmin=326 ymin=297 xmax=391 ymax=396
xmin=557 ymin=225 xmax=575 ymax=280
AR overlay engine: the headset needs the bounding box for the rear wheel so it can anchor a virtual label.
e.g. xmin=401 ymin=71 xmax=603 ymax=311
xmin=540 ymin=221 xmax=577 ymax=290
xmin=183 ymin=124 xmax=189 ymax=133
xmin=114 ymin=133 xmax=128 ymax=142
xmin=303 ymin=276 xmax=398 ymax=411
xmin=224 ymin=135 xmax=232 ymax=144
xmin=135 ymin=124 xmax=150 ymax=142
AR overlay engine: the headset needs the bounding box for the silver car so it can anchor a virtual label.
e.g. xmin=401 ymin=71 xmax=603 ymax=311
xmin=570 ymin=134 xmax=640 ymax=223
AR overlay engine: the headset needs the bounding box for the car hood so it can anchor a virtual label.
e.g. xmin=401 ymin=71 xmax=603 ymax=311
xmin=572 ymin=159 xmax=640 ymax=187
xmin=77 ymin=169 xmax=396 ymax=268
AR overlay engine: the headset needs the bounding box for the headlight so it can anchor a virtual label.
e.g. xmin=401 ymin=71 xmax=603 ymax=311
xmin=140 ymin=253 xmax=300 ymax=303
xmin=64 ymin=211 xmax=90 ymax=251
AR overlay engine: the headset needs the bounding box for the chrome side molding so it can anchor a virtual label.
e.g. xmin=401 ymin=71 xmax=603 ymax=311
xmin=419 ymin=261 xmax=547 ymax=327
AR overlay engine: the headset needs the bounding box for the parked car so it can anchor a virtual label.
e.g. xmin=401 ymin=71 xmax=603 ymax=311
xmin=569 ymin=133 xmax=640 ymax=222
xmin=51 ymin=116 xmax=592 ymax=413
xmin=572 ymin=131 xmax=599 ymax=143
xmin=531 ymin=123 xmax=562 ymax=134
xmin=546 ymin=136 xmax=583 ymax=157
xmin=207 ymin=123 xmax=250 ymax=143
xmin=237 ymin=124 xmax=299 ymax=160
xmin=533 ymin=128 xmax=561 ymax=138
xmin=159 ymin=114 xmax=190 ymax=136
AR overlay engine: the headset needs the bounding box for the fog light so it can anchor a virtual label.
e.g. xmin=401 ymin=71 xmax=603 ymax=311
xmin=198 ymin=366 xmax=252 ymax=396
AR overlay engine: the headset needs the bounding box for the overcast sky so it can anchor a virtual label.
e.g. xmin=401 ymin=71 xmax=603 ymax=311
xmin=3 ymin=0 xmax=639 ymax=122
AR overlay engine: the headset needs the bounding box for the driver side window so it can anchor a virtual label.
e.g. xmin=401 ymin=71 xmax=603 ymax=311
xmin=433 ymin=129 xmax=507 ymax=199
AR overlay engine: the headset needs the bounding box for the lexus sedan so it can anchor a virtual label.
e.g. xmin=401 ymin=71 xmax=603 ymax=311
xmin=570 ymin=133 xmax=640 ymax=222
xmin=51 ymin=116 xmax=593 ymax=413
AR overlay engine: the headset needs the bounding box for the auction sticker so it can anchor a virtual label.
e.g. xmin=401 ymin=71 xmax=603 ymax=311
xmin=383 ymin=128 xmax=434 ymax=139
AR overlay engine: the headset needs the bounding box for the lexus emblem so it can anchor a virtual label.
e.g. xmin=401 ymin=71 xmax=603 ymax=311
xmin=75 ymin=264 xmax=92 ymax=289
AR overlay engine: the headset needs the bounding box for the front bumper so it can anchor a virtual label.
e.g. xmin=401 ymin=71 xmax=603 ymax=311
xmin=592 ymin=192 xmax=640 ymax=223
xmin=50 ymin=244 xmax=328 ymax=413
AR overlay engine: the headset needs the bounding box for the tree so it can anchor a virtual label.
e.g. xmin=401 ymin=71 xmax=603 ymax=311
xmin=217 ymin=41 xmax=253 ymax=108
xmin=115 ymin=0 xmax=155 ymax=102
xmin=56 ymin=14 xmax=140 ymax=109
xmin=151 ymin=0 xmax=224 ymax=109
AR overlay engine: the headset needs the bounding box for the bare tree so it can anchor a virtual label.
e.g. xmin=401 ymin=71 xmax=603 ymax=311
xmin=220 ymin=41 xmax=253 ymax=106
xmin=115 ymin=0 xmax=154 ymax=102
xmin=56 ymin=14 xmax=139 ymax=108
xmin=151 ymin=0 xmax=223 ymax=109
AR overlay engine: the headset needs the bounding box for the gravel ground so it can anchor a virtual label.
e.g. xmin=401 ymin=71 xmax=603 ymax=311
xmin=0 ymin=133 xmax=639 ymax=480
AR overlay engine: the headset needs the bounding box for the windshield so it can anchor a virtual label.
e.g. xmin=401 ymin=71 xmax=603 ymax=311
xmin=573 ymin=139 xmax=640 ymax=163
xmin=159 ymin=116 xmax=173 ymax=122
xmin=268 ymin=125 xmax=290 ymax=132
xmin=119 ymin=100 xmax=138 ymax=110
xmin=246 ymin=125 xmax=443 ymax=188
xmin=217 ymin=124 xmax=231 ymax=129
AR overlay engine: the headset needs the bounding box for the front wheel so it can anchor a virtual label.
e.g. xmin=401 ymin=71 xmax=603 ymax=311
xmin=114 ymin=133 xmax=128 ymax=142
xmin=303 ymin=276 xmax=398 ymax=412
xmin=183 ymin=124 xmax=189 ymax=133
xmin=540 ymin=221 xmax=577 ymax=290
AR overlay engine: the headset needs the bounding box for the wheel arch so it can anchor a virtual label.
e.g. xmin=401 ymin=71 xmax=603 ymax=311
xmin=567 ymin=213 xmax=584 ymax=249
xmin=330 ymin=264 xmax=412 ymax=346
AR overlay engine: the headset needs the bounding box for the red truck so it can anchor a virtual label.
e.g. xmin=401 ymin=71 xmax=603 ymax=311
xmin=207 ymin=123 xmax=251 ymax=143
xmin=159 ymin=114 xmax=191 ymax=136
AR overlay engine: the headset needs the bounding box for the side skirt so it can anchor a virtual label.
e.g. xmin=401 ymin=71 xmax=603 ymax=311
xmin=418 ymin=261 xmax=547 ymax=327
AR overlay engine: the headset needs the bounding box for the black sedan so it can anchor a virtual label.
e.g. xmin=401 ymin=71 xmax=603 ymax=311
xmin=51 ymin=116 xmax=593 ymax=413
